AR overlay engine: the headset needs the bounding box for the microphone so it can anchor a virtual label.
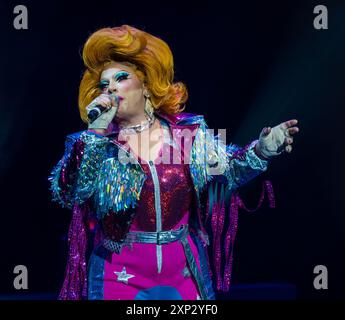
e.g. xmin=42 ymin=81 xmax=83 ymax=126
xmin=87 ymin=94 xmax=120 ymax=123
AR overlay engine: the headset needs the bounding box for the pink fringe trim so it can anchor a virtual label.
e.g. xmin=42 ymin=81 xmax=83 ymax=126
xmin=58 ymin=203 xmax=88 ymax=300
xmin=212 ymin=180 xmax=275 ymax=291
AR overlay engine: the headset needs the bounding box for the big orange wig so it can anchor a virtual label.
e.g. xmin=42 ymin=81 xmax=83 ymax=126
xmin=78 ymin=25 xmax=188 ymax=123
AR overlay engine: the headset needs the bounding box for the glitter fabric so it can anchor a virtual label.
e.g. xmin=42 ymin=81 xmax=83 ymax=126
xmin=101 ymin=209 xmax=136 ymax=242
xmin=112 ymin=119 xmax=195 ymax=232
xmin=49 ymin=110 xmax=274 ymax=300
xmin=58 ymin=202 xmax=89 ymax=300
xmin=130 ymin=147 xmax=194 ymax=232
xmin=49 ymin=131 xmax=108 ymax=209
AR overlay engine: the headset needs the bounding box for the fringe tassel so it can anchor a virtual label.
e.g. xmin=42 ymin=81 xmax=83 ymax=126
xmin=222 ymin=192 xmax=239 ymax=291
xmin=211 ymin=180 xmax=275 ymax=292
xmin=58 ymin=203 xmax=88 ymax=300
xmin=211 ymin=198 xmax=226 ymax=290
xmin=237 ymin=180 xmax=275 ymax=212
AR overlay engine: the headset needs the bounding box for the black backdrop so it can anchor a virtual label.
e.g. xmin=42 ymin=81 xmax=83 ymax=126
xmin=0 ymin=0 xmax=344 ymax=299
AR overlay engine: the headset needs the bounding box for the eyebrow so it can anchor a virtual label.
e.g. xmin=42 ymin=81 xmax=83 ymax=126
xmin=100 ymin=70 xmax=129 ymax=82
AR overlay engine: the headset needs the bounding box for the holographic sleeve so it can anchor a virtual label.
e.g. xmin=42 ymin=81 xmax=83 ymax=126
xmin=200 ymin=119 xmax=269 ymax=191
xmin=223 ymin=139 xmax=269 ymax=191
xmin=48 ymin=131 xmax=108 ymax=209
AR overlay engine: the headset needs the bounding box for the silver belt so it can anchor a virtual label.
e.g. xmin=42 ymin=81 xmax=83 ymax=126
xmin=103 ymin=224 xmax=189 ymax=253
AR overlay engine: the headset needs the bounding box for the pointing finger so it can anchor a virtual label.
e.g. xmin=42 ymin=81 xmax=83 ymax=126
xmin=287 ymin=127 xmax=299 ymax=135
xmin=280 ymin=119 xmax=298 ymax=130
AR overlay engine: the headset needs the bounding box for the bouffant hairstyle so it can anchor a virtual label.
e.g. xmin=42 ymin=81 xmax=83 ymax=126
xmin=78 ymin=25 xmax=188 ymax=123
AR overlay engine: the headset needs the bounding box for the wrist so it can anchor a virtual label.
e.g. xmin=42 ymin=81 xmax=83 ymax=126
xmin=88 ymin=122 xmax=108 ymax=132
xmin=254 ymin=142 xmax=270 ymax=160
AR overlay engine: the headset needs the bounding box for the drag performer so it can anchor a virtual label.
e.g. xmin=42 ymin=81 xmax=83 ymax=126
xmin=49 ymin=25 xmax=299 ymax=300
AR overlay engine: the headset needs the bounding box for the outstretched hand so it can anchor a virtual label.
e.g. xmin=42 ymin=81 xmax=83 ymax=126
xmin=256 ymin=119 xmax=300 ymax=159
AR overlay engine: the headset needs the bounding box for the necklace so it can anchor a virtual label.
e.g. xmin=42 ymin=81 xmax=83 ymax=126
xmin=118 ymin=105 xmax=156 ymax=135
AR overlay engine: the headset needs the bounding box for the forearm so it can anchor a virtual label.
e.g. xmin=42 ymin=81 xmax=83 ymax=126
xmin=254 ymin=140 xmax=270 ymax=160
xmin=226 ymin=140 xmax=269 ymax=190
xmin=49 ymin=136 xmax=84 ymax=208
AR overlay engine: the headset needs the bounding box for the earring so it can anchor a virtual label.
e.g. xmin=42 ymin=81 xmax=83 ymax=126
xmin=143 ymin=89 xmax=154 ymax=114
xmin=144 ymin=96 xmax=154 ymax=117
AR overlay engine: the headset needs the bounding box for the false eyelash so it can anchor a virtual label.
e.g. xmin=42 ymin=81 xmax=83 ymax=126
xmin=114 ymin=73 xmax=129 ymax=82
xmin=98 ymin=72 xmax=130 ymax=89
xmin=99 ymin=80 xmax=109 ymax=90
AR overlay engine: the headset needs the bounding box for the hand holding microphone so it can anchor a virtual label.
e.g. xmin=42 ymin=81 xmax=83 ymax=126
xmin=87 ymin=93 xmax=121 ymax=130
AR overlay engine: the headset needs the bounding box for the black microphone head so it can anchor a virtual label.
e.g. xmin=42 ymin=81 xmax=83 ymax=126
xmin=87 ymin=109 xmax=100 ymax=123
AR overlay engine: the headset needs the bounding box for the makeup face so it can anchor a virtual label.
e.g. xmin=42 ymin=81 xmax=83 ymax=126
xmin=99 ymin=61 xmax=146 ymax=121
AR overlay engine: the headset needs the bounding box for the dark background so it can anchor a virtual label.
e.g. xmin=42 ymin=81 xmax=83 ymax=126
xmin=0 ymin=0 xmax=344 ymax=299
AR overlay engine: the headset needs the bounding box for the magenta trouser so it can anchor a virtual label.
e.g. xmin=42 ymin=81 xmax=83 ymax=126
xmin=88 ymin=213 xmax=202 ymax=300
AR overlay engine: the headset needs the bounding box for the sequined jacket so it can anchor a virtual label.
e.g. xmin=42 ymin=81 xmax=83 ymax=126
xmin=49 ymin=111 xmax=275 ymax=300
